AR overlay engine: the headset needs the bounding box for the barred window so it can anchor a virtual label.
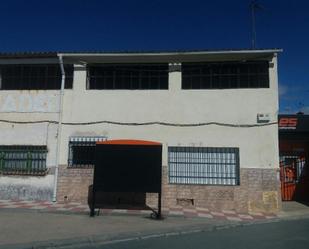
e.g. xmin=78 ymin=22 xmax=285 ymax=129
xmin=68 ymin=136 xmax=107 ymax=167
xmin=87 ymin=64 xmax=168 ymax=90
xmin=0 ymin=146 xmax=47 ymax=175
xmin=182 ymin=61 xmax=269 ymax=89
xmin=168 ymin=147 xmax=240 ymax=185
xmin=0 ymin=64 xmax=73 ymax=90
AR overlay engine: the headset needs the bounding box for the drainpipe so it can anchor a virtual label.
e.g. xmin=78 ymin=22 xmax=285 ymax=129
xmin=52 ymin=54 xmax=65 ymax=202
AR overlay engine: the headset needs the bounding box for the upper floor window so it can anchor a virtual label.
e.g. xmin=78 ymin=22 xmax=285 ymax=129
xmin=182 ymin=61 xmax=269 ymax=89
xmin=87 ymin=64 xmax=168 ymax=90
xmin=0 ymin=64 xmax=73 ymax=90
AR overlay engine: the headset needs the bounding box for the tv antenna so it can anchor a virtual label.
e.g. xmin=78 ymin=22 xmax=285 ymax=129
xmin=250 ymin=0 xmax=263 ymax=49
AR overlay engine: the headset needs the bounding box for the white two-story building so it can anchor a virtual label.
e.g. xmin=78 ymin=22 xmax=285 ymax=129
xmin=0 ymin=49 xmax=281 ymax=213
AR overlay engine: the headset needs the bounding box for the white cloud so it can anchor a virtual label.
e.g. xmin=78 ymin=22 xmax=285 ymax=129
xmin=278 ymin=84 xmax=288 ymax=96
xmin=300 ymin=106 xmax=309 ymax=114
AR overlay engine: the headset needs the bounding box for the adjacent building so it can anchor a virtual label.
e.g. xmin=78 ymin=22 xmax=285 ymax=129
xmin=279 ymin=114 xmax=309 ymax=201
xmin=0 ymin=49 xmax=281 ymax=213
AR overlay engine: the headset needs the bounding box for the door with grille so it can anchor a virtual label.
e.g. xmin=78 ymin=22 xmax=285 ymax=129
xmin=280 ymin=155 xmax=308 ymax=201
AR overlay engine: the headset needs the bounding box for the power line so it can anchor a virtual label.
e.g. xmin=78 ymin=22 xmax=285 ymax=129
xmin=0 ymin=119 xmax=277 ymax=128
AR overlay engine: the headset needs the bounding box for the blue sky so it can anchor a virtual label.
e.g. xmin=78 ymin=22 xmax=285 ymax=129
xmin=0 ymin=0 xmax=308 ymax=113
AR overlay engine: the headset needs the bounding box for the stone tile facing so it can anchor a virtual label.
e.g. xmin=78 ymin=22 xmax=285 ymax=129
xmin=149 ymin=167 xmax=281 ymax=214
xmin=0 ymin=199 xmax=277 ymax=221
xmin=57 ymin=165 xmax=281 ymax=214
xmin=57 ymin=165 xmax=94 ymax=204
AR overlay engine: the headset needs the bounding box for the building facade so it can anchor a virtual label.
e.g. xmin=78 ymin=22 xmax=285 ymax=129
xmin=0 ymin=49 xmax=281 ymax=213
xmin=279 ymin=114 xmax=309 ymax=201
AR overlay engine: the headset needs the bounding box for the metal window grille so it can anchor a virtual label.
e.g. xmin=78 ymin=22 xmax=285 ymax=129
xmin=68 ymin=136 xmax=107 ymax=168
xmin=182 ymin=61 xmax=269 ymax=89
xmin=0 ymin=64 xmax=73 ymax=90
xmin=0 ymin=146 xmax=47 ymax=175
xmin=280 ymin=155 xmax=307 ymax=182
xmin=87 ymin=64 xmax=168 ymax=90
xmin=168 ymin=147 xmax=240 ymax=185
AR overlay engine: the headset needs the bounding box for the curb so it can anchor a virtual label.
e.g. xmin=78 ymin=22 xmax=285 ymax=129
xmin=0 ymin=217 xmax=286 ymax=249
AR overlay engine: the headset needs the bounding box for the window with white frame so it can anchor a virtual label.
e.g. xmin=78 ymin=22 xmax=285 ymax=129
xmin=168 ymin=147 xmax=240 ymax=185
xmin=68 ymin=136 xmax=107 ymax=167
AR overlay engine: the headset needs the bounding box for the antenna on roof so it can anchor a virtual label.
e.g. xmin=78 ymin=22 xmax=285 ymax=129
xmin=250 ymin=0 xmax=263 ymax=49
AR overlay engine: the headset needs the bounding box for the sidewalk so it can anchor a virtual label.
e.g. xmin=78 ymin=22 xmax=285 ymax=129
xmin=0 ymin=200 xmax=307 ymax=249
xmin=0 ymin=199 xmax=276 ymax=221
xmin=278 ymin=201 xmax=309 ymax=219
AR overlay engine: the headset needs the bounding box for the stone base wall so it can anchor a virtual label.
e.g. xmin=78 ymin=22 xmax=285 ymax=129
xmin=57 ymin=165 xmax=94 ymax=204
xmin=57 ymin=165 xmax=281 ymax=213
xmin=0 ymin=174 xmax=54 ymax=201
xmin=146 ymin=167 xmax=281 ymax=213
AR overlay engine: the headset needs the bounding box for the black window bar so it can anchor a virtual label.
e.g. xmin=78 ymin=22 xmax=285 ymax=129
xmin=0 ymin=145 xmax=48 ymax=176
xmin=182 ymin=61 xmax=269 ymax=89
xmin=68 ymin=136 xmax=108 ymax=168
xmin=87 ymin=64 xmax=169 ymax=90
xmin=0 ymin=64 xmax=74 ymax=90
xmin=168 ymin=147 xmax=240 ymax=186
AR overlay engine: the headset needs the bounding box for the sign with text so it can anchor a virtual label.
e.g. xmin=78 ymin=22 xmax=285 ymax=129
xmin=279 ymin=115 xmax=309 ymax=132
xmin=0 ymin=93 xmax=59 ymax=113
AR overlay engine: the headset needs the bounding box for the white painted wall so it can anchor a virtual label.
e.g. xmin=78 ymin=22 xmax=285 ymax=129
xmin=0 ymin=91 xmax=60 ymax=168
xmin=0 ymin=91 xmax=59 ymax=200
xmin=58 ymin=55 xmax=279 ymax=169
xmin=0 ymin=175 xmax=54 ymax=200
xmin=0 ymin=54 xmax=279 ymax=172
xmin=0 ymin=91 xmax=59 ymax=113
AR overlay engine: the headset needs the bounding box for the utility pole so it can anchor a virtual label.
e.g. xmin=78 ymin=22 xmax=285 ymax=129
xmin=250 ymin=0 xmax=262 ymax=49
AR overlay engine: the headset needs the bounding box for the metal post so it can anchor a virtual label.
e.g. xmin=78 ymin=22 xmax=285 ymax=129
xmin=157 ymin=192 xmax=162 ymax=219
xmin=251 ymin=1 xmax=257 ymax=49
xmin=90 ymin=158 xmax=97 ymax=217
xmin=0 ymin=152 xmax=4 ymax=172
xmin=26 ymin=151 xmax=32 ymax=173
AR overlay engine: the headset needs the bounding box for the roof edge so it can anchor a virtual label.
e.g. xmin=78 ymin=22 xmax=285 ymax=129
xmin=58 ymin=49 xmax=283 ymax=57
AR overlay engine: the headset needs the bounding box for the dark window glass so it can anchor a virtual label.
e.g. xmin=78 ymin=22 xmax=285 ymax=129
xmin=68 ymin=137 xmax=107 ymax=168
xmin=87 ymin=64 xmax=168 ymax=90
xmin=71 ymin=144 xmax=95 ymax=166
xmin=182 ymin=61 xmax=269 ymax=89
xmin=0 ymin=64 xmax=73 ymax=90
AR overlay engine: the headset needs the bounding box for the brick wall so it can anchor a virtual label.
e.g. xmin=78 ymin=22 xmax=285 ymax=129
xmin=57 ymin=165 xmax=94 ymax=204
xmin=57 ymin=165 xmax=281 ymax=213
xmin=146 ymin=167 xmax=281 ymax=213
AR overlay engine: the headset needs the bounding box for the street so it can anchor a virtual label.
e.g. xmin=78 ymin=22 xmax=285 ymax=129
xmin=83 ymin=218 xmax=309 ymax=249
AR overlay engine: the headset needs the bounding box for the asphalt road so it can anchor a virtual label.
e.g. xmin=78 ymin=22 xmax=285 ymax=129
xmin=83 ymin=218 xmax=309 ymax=249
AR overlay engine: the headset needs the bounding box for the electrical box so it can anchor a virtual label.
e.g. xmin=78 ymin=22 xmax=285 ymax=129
xmin=257 ymin=113 xmax=271 ymax=123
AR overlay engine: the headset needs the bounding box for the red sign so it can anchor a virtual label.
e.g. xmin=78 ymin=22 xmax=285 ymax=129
xmin=279 ymin=118 xmax=298 ymax=129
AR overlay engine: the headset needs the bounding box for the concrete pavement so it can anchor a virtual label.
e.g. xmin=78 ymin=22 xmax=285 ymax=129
xmin=0 ymin=208 xmax=238 ymax=248
xmin=80 ymin=218 xmax=309 ymax=249
xmin=0 ymin=201 xmax=308 ymax=249
xmin=0 ymin=199 xmax=277 ymax=221
xmin=278 ymin=201 xmax=309 ymax=219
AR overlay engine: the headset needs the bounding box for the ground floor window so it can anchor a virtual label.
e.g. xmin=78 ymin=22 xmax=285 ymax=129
xmin=68 ymin=136 xmax=107 ymax=167
xmin=168 ymin=146 xmax=240 ymax=185
xmin=0 ymin=145 xmax=47 ymax=175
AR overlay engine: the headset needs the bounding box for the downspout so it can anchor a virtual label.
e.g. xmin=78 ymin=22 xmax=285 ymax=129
xmin=52 ymin=54 xmax=65 ymax=202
